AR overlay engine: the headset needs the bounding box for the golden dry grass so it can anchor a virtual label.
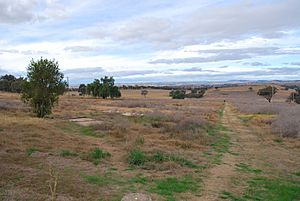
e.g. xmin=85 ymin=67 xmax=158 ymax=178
xmin=0 ymin=87 xmax=299 ymax=201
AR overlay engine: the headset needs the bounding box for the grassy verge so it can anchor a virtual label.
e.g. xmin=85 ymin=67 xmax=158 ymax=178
xmin=128 ymin=149 xmax=199 ymax=169
xmin=220 ymin=176 xmax=300 ymax=201
xmin=149 ymin=174 xmax=199 ymax=201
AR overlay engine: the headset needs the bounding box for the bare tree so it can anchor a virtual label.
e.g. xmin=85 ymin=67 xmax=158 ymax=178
xmin=141 ymin=89 xmax=149 ymax=98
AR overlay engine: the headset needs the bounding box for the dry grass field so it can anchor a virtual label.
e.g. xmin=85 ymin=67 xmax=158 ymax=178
xmin=0 ymin=87 xmax=300 ymax=201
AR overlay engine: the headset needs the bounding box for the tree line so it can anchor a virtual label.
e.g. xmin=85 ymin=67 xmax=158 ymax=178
xmin=1 ymin=58 xmax=299 ymax=118
xmin=78 ymin=76 xmax=121 ymax=99
xmin=0 ymin=74 xmax=26 ymax=93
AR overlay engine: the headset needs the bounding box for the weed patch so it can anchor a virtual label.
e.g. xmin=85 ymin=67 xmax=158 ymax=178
xmin=235 ymin=163 xmax=262 ymax=174
xmin=82 ymin=147 xmax=111 ymax=165
xmin=220 ymin=177 xmax=300 ymax=201
xmin=294 ymin=171 xmax=300 ymax=177
xmin=129 ymin=173 xmax=148 ymax=185
xmin=26 ymin=147 xmax=38 ymax=156
xmin=129 ymin=149 xmax=146 ymax=166
xmin=60 ymin=150 xmax=78 ymax=157
xmin=149 ymin=174 xmax=199 ymax=201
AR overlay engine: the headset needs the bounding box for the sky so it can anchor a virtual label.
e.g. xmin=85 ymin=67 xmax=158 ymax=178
xmin=0 ymin=0 xmax=300 ymax=85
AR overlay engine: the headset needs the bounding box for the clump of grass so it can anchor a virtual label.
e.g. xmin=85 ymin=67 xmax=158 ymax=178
xmin=82 ymin=173 xmax=124 ymax=186
xmin=150 ymin=150 xmax=199 ymax=168
xmin=134 ymin=136 xmax=145 ymax=145
xmin=152 ymin=150 xmax=165 ymax=163
xmin=294 ymin=171 xmax=300 ymax=177
xmin=221 ymin=177 xmax=300 ymax=201
xmin=168 ymin=155 xmax=199 ymax=168
xmin=129 ymin=149 xmax=146 ymax=166
xmin=26 ymin=147 xmax=38 ymax=156
xmin=79 ymin=126 xmax=101 ymax=137
xmin=220 ymin=191 xmax=244 ymax=201
xmin=235 ymin=163 xmax=262 ymax=174
xmin=273 ymin=138 xmax=283 ymax=144
xmin=60 ymin=150 xmax=78 ymax=157
xmin=130 ymin=173 xmax=148 ymax=185
xmin=149 ymin=174 xmax=199 ymax=200
xmin=82 ymin=147 xmax=111 ymax=165
xmin=212 ymin=134 xmax=230 ymax=153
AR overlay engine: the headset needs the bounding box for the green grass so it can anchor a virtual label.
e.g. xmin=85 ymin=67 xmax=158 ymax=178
xmin=82 ymin=147 xmax=111 ymax=165
xmin=58 ymin=122 xmax=103 ymax=138
xmin=26 ymin=147 xmax=38 ymax=156
xmin=220 ymin=191 xmax=245 ymax=201
xmin=150 ymin=150 xmax=199 ymax=168
xmin=220 ymin=177 xmax=300 ymax=201
xmin=129 ymin=149 xmax=146 ymax=166
xmin=79 ymin=126 xmax=99 ymax=137
xmin=273 ymin=138 xmax=283 ymax=144
xmin=212 ymin=134 xmax=230 ymax=153
xmin=149 ymin=174 xmax=199 ymax=201
xmin=235 ymin=163 xmax=262 ymax=174
xmin=82 ymin=173 xmax=125 ymax=187
xmin=168 ymin=154 xmax=199 ymax=168
xmin=60 ymin=150 xmax=78 ymax=157
xmin=134 ymin=136 xmax=145 ymax=145
xmin=129 ymin=173 xmax=148 ymax=185
xmin=294 ymin=171 xmax=300 ymax=177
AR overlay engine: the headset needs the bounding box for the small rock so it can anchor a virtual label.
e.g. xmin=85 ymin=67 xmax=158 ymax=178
xmin=121 ymin=193 xmax=152 ymax=201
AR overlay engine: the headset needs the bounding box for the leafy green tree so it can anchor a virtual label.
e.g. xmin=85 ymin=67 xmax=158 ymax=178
xmin=0 ymin=74 xmax=26 ymax=92
xmin=257 ymin=86 xmax=278 ymax=103
xmin=110 ymin=85 xmax=121 ymax=98
xmin=185 ymin=89 xmax=206 ymax=98
xmin=287 ymin=89 xmax=300 ymax=104
xmin=169 ymin=90 xmax=186 ymax=99
xmin=10 ymin=77 xmax=26 ymax=93
xmin=78 ymin=84 xmax=87 ymax=95
xmin=88 ymin=76 xmax=121 ymax=99
xmin=21 ymin=58 xmax=66 ymax=117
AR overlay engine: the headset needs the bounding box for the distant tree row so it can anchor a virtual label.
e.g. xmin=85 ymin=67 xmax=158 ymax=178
xmin=78 ymin=76 xmax=121 ymax=99
xmin=0 ymin=74 xmax=26 ymax=93
xmin=169 ymin=89 xmax=206 ymax=99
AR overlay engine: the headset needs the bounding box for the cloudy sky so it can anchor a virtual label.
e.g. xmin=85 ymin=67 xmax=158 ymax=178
xmin=0 ymin=0 xmax=300 ymax=84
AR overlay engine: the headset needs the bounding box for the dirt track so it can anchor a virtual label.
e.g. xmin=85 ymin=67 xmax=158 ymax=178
xmin=201 ymin=103 xmax=300 ymax=200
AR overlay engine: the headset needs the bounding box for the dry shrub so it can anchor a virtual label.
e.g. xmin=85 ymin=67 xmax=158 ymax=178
xmin=273 ymin=108 xmax=300 ymax=138
xmin=109 ymin=115 xmax=131 ymax=139
xmin=0 ymin=100 xmax=30 ymax=112
xmin=226 ymin=90 xmax=300 ymax=138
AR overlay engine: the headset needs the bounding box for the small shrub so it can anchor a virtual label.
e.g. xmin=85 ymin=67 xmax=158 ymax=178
xmin=26 ymin=147 xmax=38 ymax=156
xmin=83 ymin=147 xmax=111 ymax=165
xmin=60 ymin=150 xmax=78 ymax=157
xmin=130 ymin=173 xmax=148 ymax=185
xmin=152 ymin=150 xmax=165 ymax=163
xmin=134 ymin=136 xmax=145 ymax=145
xmin=169 ymin=90 xmax=186 ymax=99
xmin=149 ymin=174 xmax=198 ymax=200
xmin=129 ymin=149 xmax=146 ymax=166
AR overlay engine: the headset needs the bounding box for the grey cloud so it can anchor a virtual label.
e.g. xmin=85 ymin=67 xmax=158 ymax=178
xmin=64 ymin=46 xmax=99 ymax=52
xmin=20 ymin=50 xmax=48 ymax=55
xmin=94 ymin=0 xmax=300 ymax=49
xmin=243 ymin=62 xmax=270 ymax=66
xmin=110 ymin=70 xmax=158 ymax=77
xmin=63 ymin=67 xmax=105 ymax=74
xmin=0 ymin=49 xmax=19 ymax=54
xmin=290 ymin=62 xmax=300 ymax=66
xmin=267 ymin=67 xmax=300 ymax=74
xmin=149 ymin=47 xmax=300 ymax=64
xmin=63 ymin=67 xmax=158 ymax=79
xmin=0 ymin=0 xmax=38 ymax=24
